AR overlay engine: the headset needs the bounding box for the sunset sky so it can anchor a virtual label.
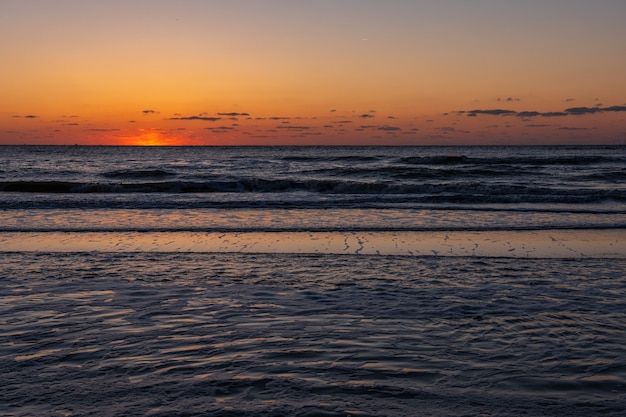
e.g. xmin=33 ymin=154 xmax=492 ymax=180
xmin=1 ymin=0 xmax=625 ymax=145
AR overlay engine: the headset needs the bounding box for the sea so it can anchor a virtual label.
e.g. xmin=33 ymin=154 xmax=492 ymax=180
xmin=1 ymin=145 xmax=625 ymax=416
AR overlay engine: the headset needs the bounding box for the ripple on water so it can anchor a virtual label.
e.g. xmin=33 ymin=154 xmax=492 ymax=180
xmin=1 ymin=252 xmax=625 ymax=416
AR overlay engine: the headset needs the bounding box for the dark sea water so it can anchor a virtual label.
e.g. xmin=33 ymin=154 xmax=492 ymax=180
xmin=1 ymin=145 xmax=625 ymax=416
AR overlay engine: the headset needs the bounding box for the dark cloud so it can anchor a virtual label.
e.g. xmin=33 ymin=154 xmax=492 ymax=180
xmin=525 ymin=124 xmax=551 ymax=128
xmin=603 ymin=105 xmax=626 ymax=112
xmin=13 ymin=114 xmax=39 ymax=118
xmin=455 ymin=103 xmax=626 ymax=119
xmin=559 ymin=127 xmax=593 ymax=131
xmin=377 ymin=126 xmax=401 ymax=131
xmin=565 ymin=98 xmax=575 ymax=102
xmin=269 ymin=117 xmax=290 ymax=120
xmin=516 ymin=111 xmax=541 ymax=118
xmin=359 ymin=114 xmax=375 ymax=118
xmin=169 ymin=116 xmax=222 ymax=121
xmin=467 ymin=109 xmax=516 ymax=116
xmin=563 ymin=105 xmax=626 ymax=115
xmin=217 ymin=112 xmax=250 ymax=117
xmin=142 ymin=110 xmax=159 ymax=115
xmin=497 ymin=97 xmax=520 ymax=102
xmin=564 ymin=107 xmax=601 ymax=115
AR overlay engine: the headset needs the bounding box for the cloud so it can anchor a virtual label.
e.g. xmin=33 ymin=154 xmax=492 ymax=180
xmin=87 ymin=128 xmax=120 ymax=132
xmin=564 ymin=107 xmax=601 ymax=115
xmin=359 ymin=114 xmax=375 ymax=118
xmin=142 ymin=110 xmax=159 ymax=115
xmin=276 ymin=125 xmax=311 ymax=130
xmin=205 ymin=126 xmax=235 ymax=131
xmin=467 ymin=109 xmax=516 ymax=116
xmin=497 ymin=97 xmax=520 ymax=102
xmin=603 ymin=105 xmax=626 ymax=112
xmin=565 ymin=105 xmax=626 ymax=115
xmin=169 ymin=115 xmax=222 ymax=121
xmin=13 ymin=114 xmax=39 ymax=118
xmin=559 ymin=127 xmax=593 ymax=131
xmin=377 ymin=125 xmax=401 ymax=131
xmin=455 ymin=103 xmax=626 ymax=119
xmin=217 ymin=112 xmax=250 ymax=117
xmin=516 ymin=111 xmax=541 ymax=118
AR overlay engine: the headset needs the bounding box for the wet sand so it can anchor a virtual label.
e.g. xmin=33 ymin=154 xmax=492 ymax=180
xmin=1 ymin=229 xmax=624 ymax=258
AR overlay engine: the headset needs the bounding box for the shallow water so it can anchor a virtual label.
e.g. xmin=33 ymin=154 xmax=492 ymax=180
xmin=2 ymin=146 xmax=625 ymax=416
xmin=2 ymin=252 xmax=625 ymax=416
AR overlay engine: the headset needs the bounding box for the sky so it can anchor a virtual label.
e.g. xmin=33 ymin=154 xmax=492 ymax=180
xmin=1 ymin=0 xmax=625 ymax=146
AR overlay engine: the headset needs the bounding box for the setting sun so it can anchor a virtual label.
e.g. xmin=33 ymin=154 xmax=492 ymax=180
xmin=122 ymin=130 xmax=180 ymax=146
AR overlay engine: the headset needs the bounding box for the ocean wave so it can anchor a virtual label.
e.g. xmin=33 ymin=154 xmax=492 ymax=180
xmin=1 ymin=179 xmax=625 ymax=203
xmin=398 ymin=155 xmax=624 ymax=166
xmin=101 ymin=169 xmax=177 ymax=179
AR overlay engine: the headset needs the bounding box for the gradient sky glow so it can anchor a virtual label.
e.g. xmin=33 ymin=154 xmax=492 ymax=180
xmin=1 ymin=0 xmax=625 ymax=145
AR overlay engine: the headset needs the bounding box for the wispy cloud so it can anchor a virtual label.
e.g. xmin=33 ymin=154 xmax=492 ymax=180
xmin=276 ymin=125 xmax=312 ymax=130
xmin=457 ymin=104 xmax=626 ymax=118
xmin=12 ymin=114 xmax=39 ymax=119
xmin=169 ymin=115 xmax=222 ymax=121
xmin=217 ymin=112 xmax=250 ymax=117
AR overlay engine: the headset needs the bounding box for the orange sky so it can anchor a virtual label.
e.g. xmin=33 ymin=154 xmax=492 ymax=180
xmin=1 ymin=0 xmax=625 ymax=145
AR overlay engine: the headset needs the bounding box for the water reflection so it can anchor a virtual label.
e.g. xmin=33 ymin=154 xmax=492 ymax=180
xmin=1 ymin=230 xmax=624 ymax=258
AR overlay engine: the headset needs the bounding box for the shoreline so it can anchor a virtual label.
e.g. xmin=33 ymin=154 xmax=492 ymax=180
xmin=1 ymin=229 xmax=624 ymax=258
